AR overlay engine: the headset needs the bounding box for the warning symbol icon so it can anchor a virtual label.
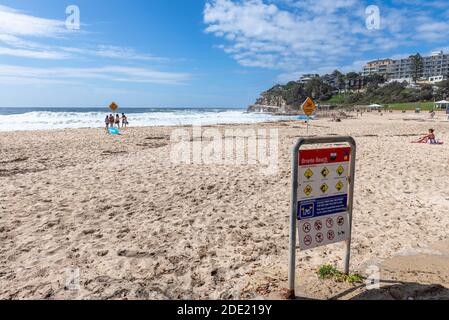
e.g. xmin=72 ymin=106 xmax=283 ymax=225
xmin=304 ymin=185 xmax=313 ymax=197
xmin=304 ymin=169 xmax=314 ymax=180
xmin=320 ymin=183 xmax=329 ymax=194
xmin=336 ymin=181 xmax=344 ymax=192
xmin=337 ymin=165 xmax=345 ymax=176
xmin=321 ymin=167 xmax=330 ymax=178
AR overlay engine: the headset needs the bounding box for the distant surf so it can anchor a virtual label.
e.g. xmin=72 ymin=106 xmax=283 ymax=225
xmin=0 ymin=107 xmax=294 ymax=132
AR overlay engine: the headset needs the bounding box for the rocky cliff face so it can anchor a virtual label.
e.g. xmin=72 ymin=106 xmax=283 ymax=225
xmin=248 ymin=82 xmax=308 ymax=113
xmin=255 ymin=93 xmax=288 ymax=107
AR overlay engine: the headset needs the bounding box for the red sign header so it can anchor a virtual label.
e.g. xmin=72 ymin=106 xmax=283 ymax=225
xmin=299 ymin=147 xmax=351 ymax=166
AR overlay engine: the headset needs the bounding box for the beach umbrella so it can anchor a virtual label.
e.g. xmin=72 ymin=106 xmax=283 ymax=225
xmin=435 ymin=100 xmax=449 ymax=110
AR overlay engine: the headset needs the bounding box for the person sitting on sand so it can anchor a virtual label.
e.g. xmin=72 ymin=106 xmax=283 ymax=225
xmin=416 ymin=129 xmax=436 ymax=144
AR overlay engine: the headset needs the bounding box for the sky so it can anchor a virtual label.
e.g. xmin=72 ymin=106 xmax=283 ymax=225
xmin=0 ymin=0 xmax=449 ymax=108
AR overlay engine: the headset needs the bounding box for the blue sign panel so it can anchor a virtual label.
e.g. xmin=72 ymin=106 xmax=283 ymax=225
xmin=298 ymin=195 xmax=348 ymax=220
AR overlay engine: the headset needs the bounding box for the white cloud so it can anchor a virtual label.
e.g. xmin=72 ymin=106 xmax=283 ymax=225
xmin=0 ymin=5 xmax=189 ymax=86
xmin=0 ymin=46 xmax=70 ymax=59
xmin=0 ymin=5 xmax=66 ymax=37
xmin=0 ymin=65 xmax=192 ymax=85
xmin=415 ymin=22 xmax=449 ymax=41
xmin=204 ymin=0 xmax=449 ymax=79
xmin=61 ymin=45 xmax=168 ymax=62
xmin=0 ymin=5 xmax=171 ymax=63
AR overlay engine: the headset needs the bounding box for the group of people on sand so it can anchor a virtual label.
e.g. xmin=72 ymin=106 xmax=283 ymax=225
xmin=105 ymin=113 xmax=129 ymax=130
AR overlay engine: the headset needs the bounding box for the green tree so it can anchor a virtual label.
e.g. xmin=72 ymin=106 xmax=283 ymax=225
xmin=419 ymin=84 xmax=434 ymax=101
xmin=346 ymin=72 xmax=360 ymax=81
xmin=437 ymin=80 xmax=449 ymax=100
xmin=409 ymin=53 xmax=424 ymax=83
xmin=305 ymin=78 xmax=333 ymax=100
xmin=332 ymin=70 xmax=346 ymax=92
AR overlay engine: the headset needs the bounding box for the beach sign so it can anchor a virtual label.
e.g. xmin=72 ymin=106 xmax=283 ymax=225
xmin=297 ymin=147 xmax=351 ymax=250
xmin=288 ymin=137 xmax=356 ymax=298
xmin=301 ymin=97 xmax=317 ymax=117
xmin=109 ymin=102 xmax=119 ymax=112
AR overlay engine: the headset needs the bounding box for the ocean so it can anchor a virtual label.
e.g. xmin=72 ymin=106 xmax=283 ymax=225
xmin=0 ymin=107 xmax=294 ymax=132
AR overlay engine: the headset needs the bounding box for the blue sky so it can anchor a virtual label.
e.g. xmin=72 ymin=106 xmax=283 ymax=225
xmin=0 ymin=0 xmax=449 ymax=108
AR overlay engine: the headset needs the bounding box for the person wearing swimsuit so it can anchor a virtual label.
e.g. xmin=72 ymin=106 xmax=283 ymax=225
xmin=416 ymin=129 xmax=436 ymax=144
xmin=115 ymin=114 xmax=120 ymax=128
xmin=121 ymin=113 xmax=128 ymax=128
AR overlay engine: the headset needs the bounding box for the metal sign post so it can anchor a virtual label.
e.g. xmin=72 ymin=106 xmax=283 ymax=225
xmin=287 ymin=136 xmax=356 ymax=299
xmin=302 ymin=98 xmax=316 ymax=135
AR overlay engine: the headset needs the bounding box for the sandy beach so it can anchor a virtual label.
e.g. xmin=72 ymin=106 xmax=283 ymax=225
xmin=1 ymin=111 xmax=449 ymax=300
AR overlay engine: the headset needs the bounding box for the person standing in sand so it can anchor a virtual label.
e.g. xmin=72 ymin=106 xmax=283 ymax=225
xmin=105 ymin=115 xmax=110 ymax=130
xmin=108 ymin=114 xmax=115 ymax=128
xmin=121 ymin=113 xmax=128 ymax=128
xmin=115 ymin=114 xmax=121 ymax=128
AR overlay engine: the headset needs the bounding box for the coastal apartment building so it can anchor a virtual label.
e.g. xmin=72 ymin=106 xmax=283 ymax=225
xmin=362 ymin=51 xmax=449 ymax=83
xmin=362 ymin=59 xmax=394 ymax=77
xmin=299 ymin=74 xmax=319 ymax=84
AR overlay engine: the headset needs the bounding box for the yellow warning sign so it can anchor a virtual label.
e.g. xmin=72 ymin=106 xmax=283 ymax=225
xmin=109 ymin=102 xmax=119 ymax=112
xmin=301 ymin=97 xmax=317 ymax=117
xmin=337 ymin=165 xmax=345 ymax=176
xmin=321 ymin=167 xmax=330 ymax=178
xmin=304 ymin=185 xmax=313 ymax=196
xmin=304 ymin=169 xmax=314 ymax=180
xmin=336 ymin=181 xmax=344 ymax=192
xmin=320 ymin=183 xmax=329 ymax=194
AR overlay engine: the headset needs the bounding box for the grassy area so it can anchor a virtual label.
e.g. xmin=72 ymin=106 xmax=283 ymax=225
xmin=385 ymin=101 xmax=435 ymax=111
xmin=321 ymin=96 xmax=437 ymax=111
xmin=317 ymin=265 xmax=364 ymax=284
xmin=324 ymin=94 xmax=345 ymax=104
